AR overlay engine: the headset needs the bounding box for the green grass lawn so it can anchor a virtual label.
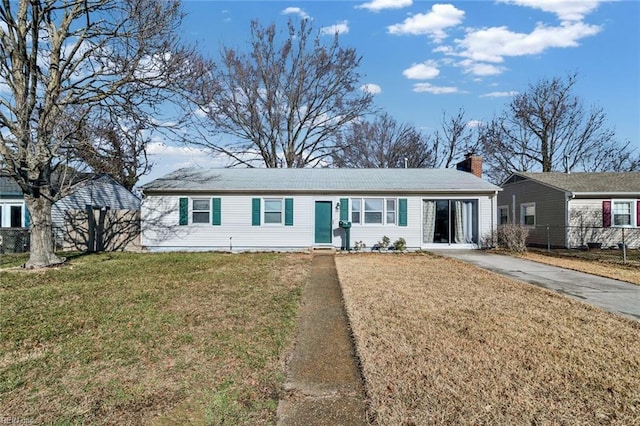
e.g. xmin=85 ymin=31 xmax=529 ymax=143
xmin=0 ymin=251 xmax=310 ymax=425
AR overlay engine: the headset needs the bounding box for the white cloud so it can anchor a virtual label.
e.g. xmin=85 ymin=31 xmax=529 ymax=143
xmin=480 ymin=91 xmax=519 ymax=98
xmin=455 ymin=21 xmax=601 ymax=63
xmin=402 ymin=61 xmax=440 ymax=80
xmin=360 ymin=83 xmax=382 ymax=94
xmin=281 ymin=7 xmax=310 ymax=19
xmin=387 ymin=4 xmax=464 ymax=42
xmin=356 ymin=0 xmax=412 ymax=12
xmin=498 ymin=0 xmax=603 ymax=22
xmin=466 ymin=120 xmax=483 ymax=128
xmin=147 ymin=141 xmax=210 ymax=157
xmin=142 ymin=141 xmax=233 ymax=185
xmin=458 ymin=60 xmax=505 ymax=76
xmin=412 ymin=82 xmax=459 ymax=94
xmin=320 ymin=21 xmax=349 ymax=36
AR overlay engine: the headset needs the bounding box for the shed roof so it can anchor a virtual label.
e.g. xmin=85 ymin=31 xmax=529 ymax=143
xmin=141 ymin=167 xmax=501 ymax=194
xmin=0 ymin=173 xmax=132 ymax=197
xmin=0 ymin=175 xmax=22 ymax=196
xmin=508 ymin=172 xmax=640 ymax=194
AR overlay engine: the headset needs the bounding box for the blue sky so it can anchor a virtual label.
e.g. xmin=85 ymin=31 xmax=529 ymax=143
xmin=142 ymin=0 xmax=640 ymax=184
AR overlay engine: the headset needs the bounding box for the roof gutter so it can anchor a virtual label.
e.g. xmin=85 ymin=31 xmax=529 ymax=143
xmin=141 ymin=188 xmax=503 ymax=196
xmin=571 ymin=192 xmax=640 ymax=197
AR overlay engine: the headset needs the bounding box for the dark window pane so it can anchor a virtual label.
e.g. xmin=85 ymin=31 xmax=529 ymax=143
xmin=10 ymin=206 xmax=22 ymax=228
xmin=364 ymin=212 xmax=382 ymax=224
xmin=264 ymin=212 xmax=282 ymax=224
xmin=192 ymin=212 xmax=209 ymax=223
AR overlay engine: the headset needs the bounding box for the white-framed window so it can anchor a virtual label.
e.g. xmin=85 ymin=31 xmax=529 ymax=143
xmin=520 ymin=202 xmax=535 ymax=226
xmin=264 ymin=198 xmax=283 ymax=224
xmin=612 ymin=200 xmax=633 ymax=227
xmin=350 ymin=198 xmax=397 ymax=225
xmin=386 ymin=199 xmax=396 ymax=224
xmin=351 ymin=198 xmax=361 ymax=224
xmin=364 ymin=198 xmax=383 ymax=224
xmin=498 ymin=205 xmax=509 ymax=225
xmin=192 ymin=199 xmax=210 ymax=224
xmin=0 ymin=203 xmax=24 ymax=228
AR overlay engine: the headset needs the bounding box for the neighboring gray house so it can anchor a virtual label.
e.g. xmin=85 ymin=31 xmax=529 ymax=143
xmin=0 ymin=174 xmax=140 ymax=252
xmin=498 ymin=172 xmax=640 ymax=249
xmin=140 ymin=165 xmax=501 ymax=252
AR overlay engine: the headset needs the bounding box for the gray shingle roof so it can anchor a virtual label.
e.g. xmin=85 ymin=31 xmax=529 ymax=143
xmin=141 ymin=168 xmax=500 ymax=194
xmin=0 ymin=176 xmax=22 ymax=196
xmin=514 ymin=172 xmax=640 ymax=194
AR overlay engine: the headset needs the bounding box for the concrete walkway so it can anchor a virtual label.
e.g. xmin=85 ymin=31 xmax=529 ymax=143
xmin=436 ymin=250 xmax=640 ymax=321
xmin=277 ymin=254 xmax=367 ymax=425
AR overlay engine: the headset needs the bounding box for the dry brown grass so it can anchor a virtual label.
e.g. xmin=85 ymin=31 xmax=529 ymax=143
xmin=336 ymin=253 xmax=640 ymax=425
xmin=0 ymin=251 xmax=309 ymax=425
xmin=520 ymin=250 xmax=640 ymax=285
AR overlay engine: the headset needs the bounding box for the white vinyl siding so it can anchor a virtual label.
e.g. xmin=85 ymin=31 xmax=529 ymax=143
xmin=141 ymin=193 xmax=497 ymax=251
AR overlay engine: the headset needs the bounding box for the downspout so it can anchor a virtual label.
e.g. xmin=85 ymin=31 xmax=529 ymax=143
xmin=565 ymin=192 xmax=575 ymax=248
xmin=491 ymin=191 xmax=498 ymax=248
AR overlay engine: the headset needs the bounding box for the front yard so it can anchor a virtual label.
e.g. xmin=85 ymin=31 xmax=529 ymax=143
xmin=2 ymin=251 xmax=639 ymax=424
xmin=336 ymin=253 xmax=640 ymax=425
xmin=0 ymin=252 xmax=309 ymax=424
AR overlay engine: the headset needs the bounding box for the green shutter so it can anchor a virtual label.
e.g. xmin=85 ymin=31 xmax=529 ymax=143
xmin=212 ymin=198 xmax=221 ymax=226
xmin=252 ymin=198 xmax=261 ymax=226
xmin=285 ymin=198 xmax=294 ymax=226
xmin=179 ymin=197 xmax=188 ymax=225
xmin=398 ymin=198 xmax=407 ymax=227
xmin=24 ymin=206 xmax=31 ymax=228
xmin=340 ymin=198 xmax=349 ymax=221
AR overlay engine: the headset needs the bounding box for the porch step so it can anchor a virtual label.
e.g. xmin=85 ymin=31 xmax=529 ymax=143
xmin=311 ymin=246 xmax=336 ymax=254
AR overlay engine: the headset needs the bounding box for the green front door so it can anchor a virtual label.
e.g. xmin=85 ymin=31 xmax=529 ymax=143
xmin=314 ymin=201 xmax=332 ymax=244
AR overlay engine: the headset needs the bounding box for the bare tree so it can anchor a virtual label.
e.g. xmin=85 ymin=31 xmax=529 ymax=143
xmin=193 ymin=18 xmax=374 ymax=168
xmin=580 ymin=139 xmax=640 ymax=172
xmin=430 ymin=108 xmax=481 ymax=168
xmin=0 ymin=0 xmax=208 ymax=267
xmin=73 ymin=107 xmax=152 ymax=191
xmin=331 ymin=113 xmax=430 ymax=168
xmin=479 ymin=73 xmax=631 ymax=182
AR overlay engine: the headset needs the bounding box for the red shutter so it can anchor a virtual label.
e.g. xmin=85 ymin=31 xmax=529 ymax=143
xmin=602 ymin=200 xmax=611 ymax=228
xmin=637 ymin=200 xmax=640 ymax=227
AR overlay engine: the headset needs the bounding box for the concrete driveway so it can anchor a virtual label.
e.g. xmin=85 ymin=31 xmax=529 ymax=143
xmin=435 ymin=250 xmax=640 ymax=321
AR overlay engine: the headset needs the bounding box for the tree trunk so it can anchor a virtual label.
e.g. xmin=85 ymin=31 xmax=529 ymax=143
xmin=24 ymin=195 xmax=64 ymax=268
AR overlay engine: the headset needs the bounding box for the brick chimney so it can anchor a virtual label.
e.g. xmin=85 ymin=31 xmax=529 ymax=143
xmin=456 ymin=153 xmax=483 ymax=178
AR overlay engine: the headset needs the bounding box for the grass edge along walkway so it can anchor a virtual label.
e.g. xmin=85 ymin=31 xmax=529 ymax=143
xmin=277 ymin=253 xmax=367 ymax=425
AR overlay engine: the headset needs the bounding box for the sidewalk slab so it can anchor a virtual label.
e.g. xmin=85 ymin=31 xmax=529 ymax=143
xmin=277 ymin=254 xmax=367 ymax=425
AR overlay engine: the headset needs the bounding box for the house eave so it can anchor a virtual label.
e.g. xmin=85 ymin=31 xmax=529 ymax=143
xmin=571 ymin=192 xmax=640 ymax=198
xmin=142 ymin=188 xmax=502 ymax=196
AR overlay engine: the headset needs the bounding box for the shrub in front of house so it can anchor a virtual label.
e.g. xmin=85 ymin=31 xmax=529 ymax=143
xmin=484 ymin=225 xmax=529 ymax=253
xmin=497 ymin=224 xmax=529 ymax=252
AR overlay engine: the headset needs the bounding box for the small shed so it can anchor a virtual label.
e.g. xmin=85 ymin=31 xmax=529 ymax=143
xmin=0 ymin=174 xmax=140 ymax=253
